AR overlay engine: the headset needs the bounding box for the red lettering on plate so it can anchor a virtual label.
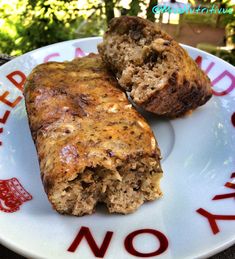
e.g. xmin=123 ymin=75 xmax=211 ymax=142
xmin=195 ymin=56 xmax=203 ymax=67
xmin=67 ymin=226 xmax=113 ymax=258
xmin=1 ymin=71 xmax=26 ymax=146
xmin=211 ymin=70 xmax=235 ymax=96
xmin=195 ymin=56 xmax=235 ymax=96
xmin=44 ymin=53 xmax=60 ymax=62
xmin=6 ymin=71 xmax=26 ymax=92
xmin=124 ymin=229 xmax=168 ymax=257
xmin=232 ymin=113 xmax=235 ymax=127
xmin=0 ymin=110 xmax=9 ymax=145
xmin=0 ymin=178 xmax=32 ymax=213
xmin=0 ymin=110 xmax=10 ymax=124
xmin=0 ymin=91 xmax=22 ymax=108
xmin=75 ymin=47 xmax=85 ymax=57
xmin=205 ymin=62 xmax=215 ymax=74
xmin=196 ymin=208 xmax=235 ymax=234
xmin=213 ymin=172 xmax=235 ymax=200
xmin=0 ymin=128 xmax=2 ymax=146
xmin=225 ymin=173 xmax=235 ymax=189
xmin=195 ymin=56 xmax=215 ymax=74
xmin=213 ymin=192 xmax=235 ymax=200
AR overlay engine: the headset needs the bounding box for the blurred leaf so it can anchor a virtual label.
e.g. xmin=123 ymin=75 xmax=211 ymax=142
xmin=128 ymin=0 xmax=141 ymax=16
xmin=146 ymin=0 xmax=156 ymax=22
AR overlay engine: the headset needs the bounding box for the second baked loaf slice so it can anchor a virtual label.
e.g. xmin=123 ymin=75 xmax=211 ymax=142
xmin=98 ymin=16 xmax=212 ymax=117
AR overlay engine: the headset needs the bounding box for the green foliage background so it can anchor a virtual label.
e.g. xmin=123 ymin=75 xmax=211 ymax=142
xmin=0 ymin=0 xmax=110 ymax=55
xmin=1 ymin=0 xmax=152 ymax=55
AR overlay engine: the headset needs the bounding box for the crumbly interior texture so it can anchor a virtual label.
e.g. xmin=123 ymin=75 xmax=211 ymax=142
xmin=53 ymin=157 xmax=162 ymax=215
xmin=98 ymin=16 xmax=212 ymax=117
xmin=24 ymin=54 xmax=163 ymax=216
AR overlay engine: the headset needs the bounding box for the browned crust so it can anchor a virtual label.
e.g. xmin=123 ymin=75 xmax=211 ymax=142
xmin=142 ymin=71 xmax=212 ymax=117
xmin=98 ymin=16 xmax=212 ymax=118
xmin=24 ymin=53 xmax=163 ymax=215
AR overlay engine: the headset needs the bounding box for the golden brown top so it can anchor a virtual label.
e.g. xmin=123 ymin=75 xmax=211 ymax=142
xmin=24 ymin=54 xmax=161 ymax=187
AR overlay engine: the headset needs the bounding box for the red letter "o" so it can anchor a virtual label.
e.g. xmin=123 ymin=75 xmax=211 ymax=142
xmin=124 ymin=229 xmax=168 ymax=257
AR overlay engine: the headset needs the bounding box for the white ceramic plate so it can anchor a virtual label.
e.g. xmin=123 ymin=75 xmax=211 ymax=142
xmin=0 ymin=37 xmax=234 ymax=259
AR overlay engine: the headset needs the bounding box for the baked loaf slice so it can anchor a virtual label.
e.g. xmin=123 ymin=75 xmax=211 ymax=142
xmin=24 ymin=54 xmax=163 ymax=216
xmin=98 ymin=16 xmax=212 ymax=117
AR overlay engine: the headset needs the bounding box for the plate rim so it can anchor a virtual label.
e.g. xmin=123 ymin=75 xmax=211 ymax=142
xmin=0 ymin=36 xmax=234 ymax=259
xmin=0 ymin=36 xmax=234 ymax=71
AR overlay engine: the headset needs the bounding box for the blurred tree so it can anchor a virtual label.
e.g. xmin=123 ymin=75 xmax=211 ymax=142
xmin=0 ymin=0 xmax=26 ymax=55
xmin=0 ymin=0 xmax=165 ymax=55
xmin=128 ymin=0 xmax=142 ymax=16
xmin=0 ymin=0 xmax=110 ymax=55
xmin=104 ymin=0 xmax=115 ymax=23
xmin=147 ymin=0 xmax=157 ymax=22
xmin=0 ymin=0 xmax=85 ymax=55
xmin=18 ymin=0 xmax=83 ymax=53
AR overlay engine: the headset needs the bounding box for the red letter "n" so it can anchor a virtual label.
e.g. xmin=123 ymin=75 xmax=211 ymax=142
xmin=67 ymin=226 xmax=113 ymax=258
